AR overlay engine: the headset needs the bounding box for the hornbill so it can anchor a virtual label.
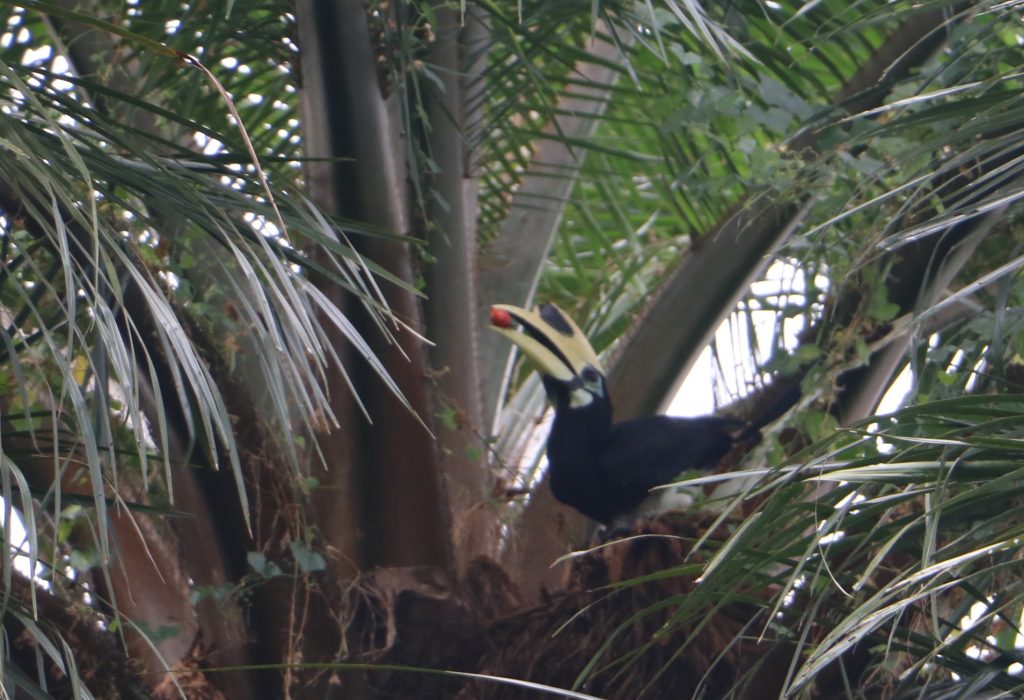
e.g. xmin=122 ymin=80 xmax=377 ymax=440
xmin=491 ymin=302 xmax=757 ymax=525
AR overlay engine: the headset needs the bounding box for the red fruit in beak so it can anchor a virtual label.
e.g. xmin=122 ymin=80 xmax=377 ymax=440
xmin=490 ymin=307 xmax=513 ymax=328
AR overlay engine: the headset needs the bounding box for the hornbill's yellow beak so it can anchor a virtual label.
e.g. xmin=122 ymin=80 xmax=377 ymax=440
xmin=490 ymin=302 xmax=605 ymax=407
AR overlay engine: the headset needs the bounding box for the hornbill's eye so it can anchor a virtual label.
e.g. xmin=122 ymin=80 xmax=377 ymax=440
xmin=580 ymin=365 xmax=602 ymax=392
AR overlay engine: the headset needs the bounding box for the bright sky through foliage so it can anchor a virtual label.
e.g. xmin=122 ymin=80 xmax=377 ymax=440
xmin=669 ymin=258 xmax=822 ymax=416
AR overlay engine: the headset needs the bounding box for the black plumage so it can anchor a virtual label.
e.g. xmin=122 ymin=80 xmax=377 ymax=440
xmin=543 ymin=374 xmax=741 ymax=524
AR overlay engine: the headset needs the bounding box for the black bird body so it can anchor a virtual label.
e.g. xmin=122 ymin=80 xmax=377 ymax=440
xmin=491 ymin=302 xmax=744 ymax=524
xmin=543 ymin=375 xmax=740 ymax=523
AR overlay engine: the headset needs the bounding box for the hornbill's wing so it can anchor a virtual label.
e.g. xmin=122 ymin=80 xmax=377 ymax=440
xmin=600 ymin=416 xmax=742 ymax=492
